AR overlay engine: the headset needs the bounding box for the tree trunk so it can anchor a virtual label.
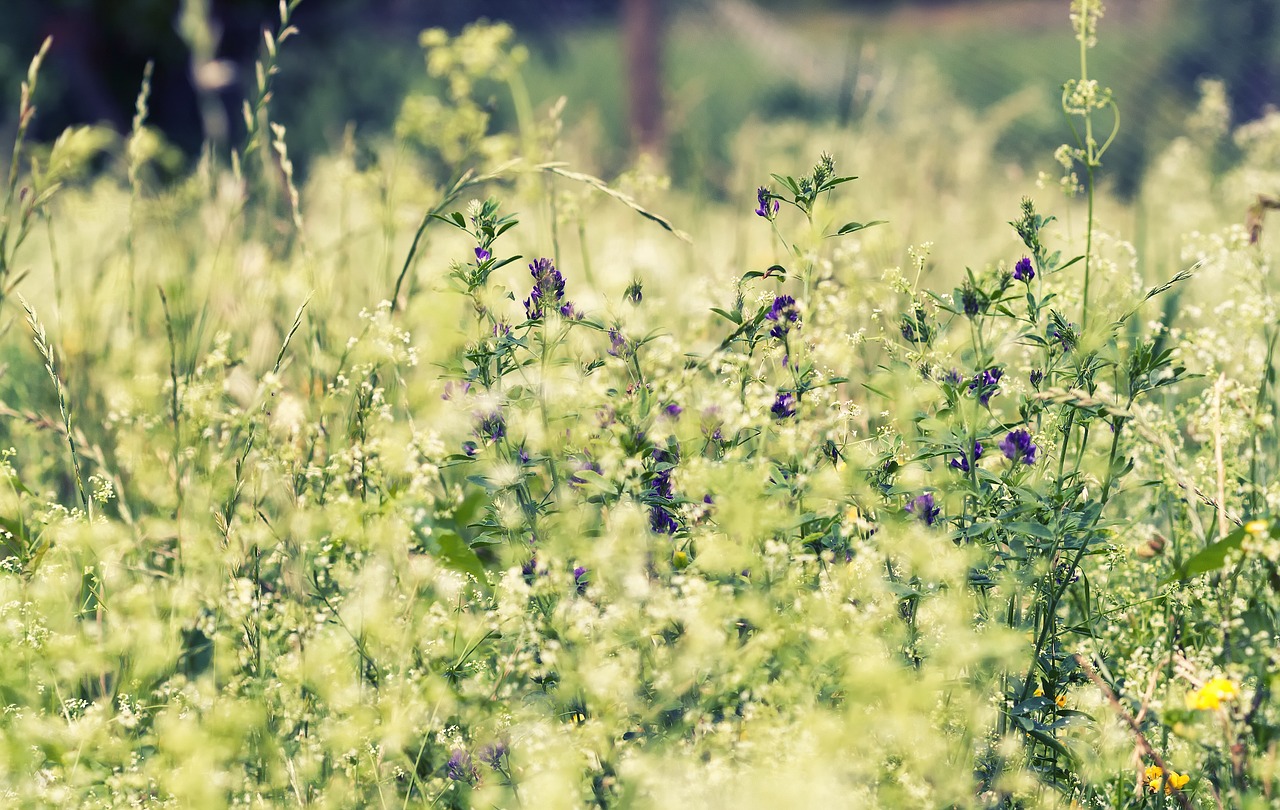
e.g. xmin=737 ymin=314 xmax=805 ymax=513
xmin=623 ymin=0 xmax=665 ymax=157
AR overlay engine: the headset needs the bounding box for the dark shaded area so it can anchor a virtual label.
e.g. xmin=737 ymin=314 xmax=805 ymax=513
xmin=1168 ymin=0 xmax=1280 ymax=126
xmin=0 ymin=0 xmax=616 ymax=158
xmin=1 ymin=0 xmax=1277 ymax=192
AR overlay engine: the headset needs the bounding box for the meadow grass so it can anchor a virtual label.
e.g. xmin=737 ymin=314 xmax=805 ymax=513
xmin=0 ymin=3 xmax=1279 ymax=808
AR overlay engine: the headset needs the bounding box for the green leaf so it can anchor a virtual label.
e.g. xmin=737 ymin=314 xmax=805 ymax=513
xmin=431 ymin=530 xmax=488 ymax=582
xmin=832 ymin=220 xmax=887 ymax=237
xmin=710 ymin=307 xmax=742 ymax=325
xmin=1026 ymin=729 xmax=1074 ymax=762
xmin=453 ymin=489 xmax=489 ymax=531
xmin=568 ymin=468 xmax=617 ymax=497
xmin=1006 ymin=522 xmax=1056 ymax=542
xmin=1171 ymin=526 xmax=1247 ymax=581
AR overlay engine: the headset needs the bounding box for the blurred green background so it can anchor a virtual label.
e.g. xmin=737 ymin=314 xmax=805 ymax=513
xmin=0 ymin=0 xmax=1276 ymax=196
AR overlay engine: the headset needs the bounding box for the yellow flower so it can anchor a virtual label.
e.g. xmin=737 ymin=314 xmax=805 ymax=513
xmin=1145 ymin=765 xmax=1190 ymax=794
xmin=1245 ymin=519 xmax=1269 ymax=536
xmin=1034 ymin=687 xmax=1067 ymax=708
xmin=1187 ymin=676 xmax=1239 ymax=711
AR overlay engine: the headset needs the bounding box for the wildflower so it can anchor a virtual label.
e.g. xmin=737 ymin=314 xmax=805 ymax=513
xmin=949 ymin=441 xmax=984 ymax=473
xmin=573 ymin=565 xmax=589 ymax=594
xmin=1034 ymin=687 xmax=1067 ymax=708
xmin=624 ymin=279 xmax=644 ymax=304
xmin=648 ymin=455 xmax=679 ymax=535
xmin=1029 ymin=369 xmax=1044 ymax=389
xmin=755 ymin=186 xmax=779 ymax=220
xmin=1187 ymin=676 xmax=1239 ymax=710
xmin=1048 ymin=320 xmax=1077 ymax=352
xmin=521 ymin=555 xmax=539 ymax=583
xmin=479 ymin=741 xmax=508 ymax=770
xmin=607 ymin=329 xmax=633 ymax=359
xmin=475 ymin=246 xmax=491 ymax=263
xmin=1000 ymin=429 xmax=1037 ymax=465
xmin=906 ymin=492 xmax=940 ymax=526
xmin=462 ymin=441 xmax=478 ymax=457
xmin=1013 ymin=256 xmax=1035 ymax=282
xmin=771 ymin=392 xmax=797 ymax=419
xmin=524 ymin=257 xmax=569 ymax=320
xmin=813 ymin=152 xmax=835 ymax=185
xmin=1144 ymin=765 xmax=1189 ymax=794
xmin=476 ymin=412 xmax=506 ymax=443
xmin=446 ymin=749 xmax=477 ymax=783
xmin=766 ymin=294 xmax=801 ymax=338
xmin=969 ymin=367 xmax=1003 ymax=406
xmin=663 ymin=403 xmax=682 ymax=418
xmin=941 ymin=368 xmax=964 ymax=386
xmin=443 ymin=380 xmax=472 ymax=400
xmin=960 ymin=283 xmax=982 ymax=318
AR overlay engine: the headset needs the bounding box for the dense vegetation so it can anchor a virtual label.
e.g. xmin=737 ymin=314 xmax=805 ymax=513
xmin=1 ymin=2 xmax=1280 ymax=808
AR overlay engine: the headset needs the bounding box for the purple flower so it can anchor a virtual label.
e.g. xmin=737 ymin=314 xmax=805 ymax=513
xmin=607 ymin=329 xmax=633 ymax=359
xmin=479 ymin=741 xmax=508 ymax=770
xmin=573 ymin=565 xmax=589 ymax=594
xmin=1013 ymin=256 xmax=1035 ymax=282
xmin=525 ymin=257 xmax=569 ymax=320
xmin=1048 ymin=321 xmax=1076 ymax=352
xmin=906 ymin=492 xmax=940 ymax=526
xmin=663 ymin=403 xmax=682 ymax=418
xmin=969 ymin=367 xmax=1003 ymax=406
xmin=648 ymin=454 xmax=680 ymax=534
xmin=949 ymin=441 xmax=984 ymax=473
xmin=443 ymin=380 xmax=472 ymax=400
xmin=517 ymin=445 xmax=531 ymax=465
xmin=475 ymin=246 xmax=492 ymax=263
xmin=961 ymin=283 xmax=981 ymax=317
xmin=771 ymin=392 xmax=797 ymax=419
xmin=521 ymin=555 xmax=539 ymax=583
xmin=462 ymin=441 xmax=478 ymax=457
xmin=765 ymin=294 xmax=801 ymax=338
xmin=446 ymin=749 xmax=477 ymax=783
xmin=476 ymin=412 xmax=506 ymax=442
xmin=999 ymin=429 xmax=1037 ymax=465
xmin=1030 ymin=369 xmax=1044 ymax=389
xmin=755 ymin=186 xmax=780 ymax=219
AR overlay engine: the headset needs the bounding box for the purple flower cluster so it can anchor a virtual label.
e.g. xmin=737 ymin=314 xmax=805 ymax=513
xmin=949 ymin=441 xmax=984 ymax=473
xmin=766 ymin=294 xmax=801 ymax=338
xmin=1013 ymin=256 xmax=1035 ymax=282
xmin=771 ymin=391 xmax=797 ymax=419
xmin=476 ymin=412 xmax=506 ymax=443
xmin=969 ymin=367 xmax=1003 ymax=406
xmin=446 ymin=749 xmax=478 ymax=783
xmin=648 ymin=450 xmax=678 ymax=535
xmin=607 ymin=329 xmax=634 ymax=359
xmin=475 ymin=246 xmax=491 ymax=264
xmin=755 ymin=186 xmax=779 ymax=219
xmin=573 ymin=565 xmax=589 ymax=594
xmin=479 ymin=741 xmax=508 ymax=770
xmin=524 ymin=258 xmax=574 ymax=320
xmin=906 ymin=492 xmax=940 ymax=526
xmin=999 ymin=429 xmax=1037 ymax=465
